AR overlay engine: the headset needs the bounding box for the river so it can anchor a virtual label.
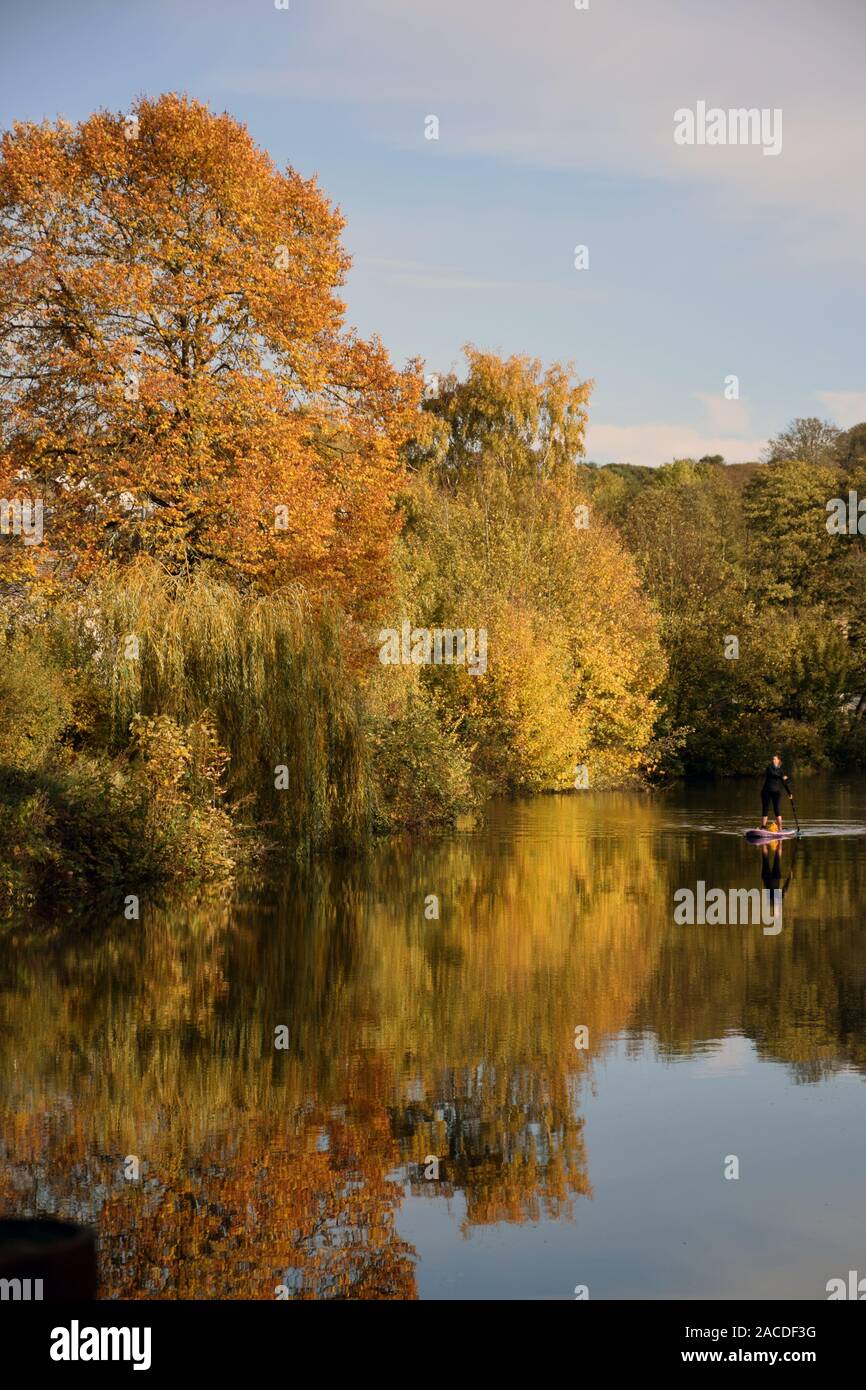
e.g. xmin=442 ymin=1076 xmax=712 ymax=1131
xmin=2 ymin=776 xmax=865 ymax=1300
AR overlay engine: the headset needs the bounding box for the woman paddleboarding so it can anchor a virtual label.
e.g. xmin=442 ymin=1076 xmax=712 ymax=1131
xmin=761 ymin=753 xmax=793 ymax=832
xmin=744 ymin=757 xmax=799 ymax=841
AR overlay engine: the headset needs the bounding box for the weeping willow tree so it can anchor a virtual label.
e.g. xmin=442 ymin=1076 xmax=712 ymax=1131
xmin=57 ymin=560 xmax=374 ymax=853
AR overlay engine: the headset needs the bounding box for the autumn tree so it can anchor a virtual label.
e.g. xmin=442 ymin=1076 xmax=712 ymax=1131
xmin=0 ymin=94 xmax=420 ymax=612
xmin=761 ymin=416 xmax=840 ymax=468
xmin=410 ymin=346 xmax=592 ymax=482
xmin=398 ymin=349 xmax=663 ymax=790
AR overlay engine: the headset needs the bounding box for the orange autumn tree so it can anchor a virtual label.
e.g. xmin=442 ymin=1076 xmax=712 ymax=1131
xmin=0 ymin=94 xmax=420 ymax=612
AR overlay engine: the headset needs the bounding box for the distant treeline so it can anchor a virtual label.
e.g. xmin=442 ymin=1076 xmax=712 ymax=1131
xmin=578 ymin=414 xmax=866 ymax=778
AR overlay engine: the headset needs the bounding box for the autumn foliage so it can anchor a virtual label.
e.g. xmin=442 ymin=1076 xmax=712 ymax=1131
xmin=0 ymin=94 xmax=420 ymax=610
xmin=396 ymin=349 xmax=664 ymax=791
xmin=1 ymin=95 xmax=670 ymax=892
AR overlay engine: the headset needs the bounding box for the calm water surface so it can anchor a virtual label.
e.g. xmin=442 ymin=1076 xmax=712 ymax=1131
xmin=2 ymin=776 xmax=866 ymax=1300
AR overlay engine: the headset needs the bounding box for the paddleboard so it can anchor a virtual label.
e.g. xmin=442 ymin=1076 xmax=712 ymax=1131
xmin=744 ymin=827 xmax=798 ymax=842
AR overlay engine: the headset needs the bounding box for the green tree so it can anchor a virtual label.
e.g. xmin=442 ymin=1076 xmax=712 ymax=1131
xmin=762 ymin=417 xmax=840 ymax=467
xmin=742 ymin=459 xmax=841 ymax=605
xmin=836 ymin=422 xmax=866 ymax=471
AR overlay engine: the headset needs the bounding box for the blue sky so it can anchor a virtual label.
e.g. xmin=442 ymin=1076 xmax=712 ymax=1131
xmin=2 ymin=0 xmax=864 ymax=464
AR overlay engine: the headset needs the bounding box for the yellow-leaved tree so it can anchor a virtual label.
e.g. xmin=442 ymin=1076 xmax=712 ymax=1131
xmin=395 ymin=349 xmax=665 ymax=791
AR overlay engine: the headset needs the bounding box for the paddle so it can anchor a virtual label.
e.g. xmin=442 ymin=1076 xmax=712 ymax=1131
xmin=788 ymin=790 xmax=801 ymax=835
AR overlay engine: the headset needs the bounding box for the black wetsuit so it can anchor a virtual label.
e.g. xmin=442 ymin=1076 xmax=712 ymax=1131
xmin=761 ymin=762 xmax=790 ymax=818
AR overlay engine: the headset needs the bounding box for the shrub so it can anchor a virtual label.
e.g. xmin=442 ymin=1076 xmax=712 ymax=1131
xmin=0 ymin=637 xmax=73 ymax=772
xmin=50 ymin=713 xmax=236 ymax=886
xmin=0 ymin=711 xmax=236 ymax=909
xmin=370 ymin=677 xmax=476 ymax=829
xmin=0 ymin=781 xmax=56 ymax=914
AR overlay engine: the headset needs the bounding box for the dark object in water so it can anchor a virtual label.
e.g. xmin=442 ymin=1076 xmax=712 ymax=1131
xmin=0 ymin=1219 xmax=97 ymax=1299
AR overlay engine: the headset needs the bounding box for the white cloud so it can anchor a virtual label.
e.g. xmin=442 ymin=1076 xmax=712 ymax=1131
xmin=214 ymin=0 xmax=866 ymax=258
xmin=818 ymin=392 xmax=866 ymax=429
xmin=694 ymin=392 xmax=753 ymax=436
xmin=585 ymin=421 xmax=766 ymax=468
